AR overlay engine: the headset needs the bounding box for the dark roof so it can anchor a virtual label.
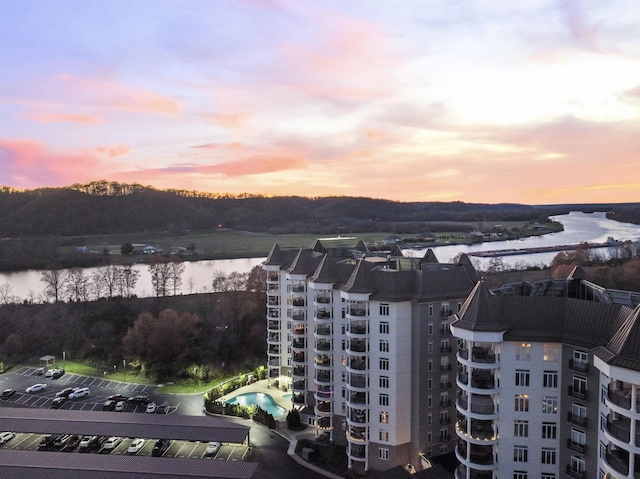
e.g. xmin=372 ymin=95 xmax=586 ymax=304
xmin=342 ymin=259 xmax=376 ymax=294
xmin=288 ymin=248 xmax=324 ymax=275
xmin=595 ymin=305 xmax=640 ymax=371
xmin=422 ymin=249 xmax=439 ymax=263
xmin=0 ymin=450 xmax=257 ymax=479
xmin=0 ymin=407 xmax=250 ymax=443
xmin=453 ymin=281 xmax=509 ymax=332
xmin=567 ymin=265 xmax=589 ymax=280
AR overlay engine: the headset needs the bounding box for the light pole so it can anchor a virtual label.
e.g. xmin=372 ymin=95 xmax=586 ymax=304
xmin=123 ymin=359 xmax=126 ymax=382
xmin=62 ymin=351 xmax=66 ymax=371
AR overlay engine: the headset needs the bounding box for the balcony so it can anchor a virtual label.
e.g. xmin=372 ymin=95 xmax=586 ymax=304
xmin=459 ymin=370 xmax=496 ymax=390
xmin=349 ymin=374 xmax=368 ymax=388
xmin=457 ymin=396 xmax=497 ymax=416
xmin=349 ymin=445 xmax=366 ymax=458
xmin=440 ymin=345 xmax=453 ymax=353
xmin=349 ymin=322 xmax=368 ymax=335
xmin=269 ymin=369 xmax=279 ymax=378
xmin=267 ymin=297 xmax=280 ymax=306
xmin=316 ymin=325 xmax=331 ymax=336
xmin=349 ymin=340 xmax=367 ymax=353
xmin=439 ymin=435 xmax=451 ymax=444
xmin=568 ymin=385 xmax=588 ymax=400
xmin=604 ymin=449 xmax=629 ymax=476
xmin=316 ymin=401 xmax=331 ymax=413
xmin=292 ymin=380 xmax=305 ymax=391
xmin=457 ymin=419 xmax=496 ymax=441
xmin=268 ymin=358 xmax=280 ymax=366
xmin=459 ymin=347 xmax=497 ymax=364
xmin=440 ymin=398 xmax=452 ymax=408
xmin=268 ymin=346 xmax=280 ymax=354
xmin=348 ymin=426 xmax=368 ymax=443
xmin=441 ymin=309 xmax=452 ymax=317
xmin=455 ymin=465 xmax=493 ymax=479
xmin=440 ymin=381 xmax=452 ymax=390
xmin=349 ymin=409 xmax=368 ymax=424
xmin=607 ymin=385 xmax=635 ymax=410
xmin=316 ymin=309 xmax=331 ymax=319
xmin=292 ymin=393 xmax=305 ymax=405
xmin=268 ymin=320 xmax=280 ymax=330
xmin=566 ymin=465 xmax=586 ymax=479
xmin=292 ymin=311 xmax=305 ymax=321
xmin=292 ymin=338 xmax=305 ymax=349
xmin=292 ymin=325 xmax=305 ymax=335
xmin=316 ymin=387 xmax=333 ymax=399
xmin=567 ymin=412 xmax=588 ymax=427
xmin=267 ymin=309 xmax=280 ymax=319
xmin=440 ymin=416 xmax=452 ymax=426
xmin=292 ymin=297 xmax=305 ymax=307
xmin=316 ymin=340 xmax=332 ymax=351
xmin=315 ymin=354 xmax=331 ymax=367
xmin=456 ymin=443 xmax=495 ymax=465
xmin=440 ymin=327 xmax=450 ymax=336
xmin=349 ymin=392 xmax=367 ymax=405
xmin=606 ymin=417 xmax=631 ymax=443
xmin=316 ymin=371 xmax=331 ymax=383
xmin=349 ymin=358 xmax=367 ymax=371
xmin=293 ymin=366 xmax=306 ymax=377
xmin=440 ymin=363 xmax=452 ymax=372
xmin=348 ymin=308 xmax=367 ymax=317
xmin=569 ymin=359 xmax=589 ymax=373
xmin=317 ymin=417 xmax=332 ymax=430
xmin=567 ymin=438 xmax=587 ymax=454
xmin=292 ymin=352 xmax=306 ymax=363
xmin=267 ymin=333 xmax=279 ymax=343
xmin=315 ymin=295 xmax=331 ymax=304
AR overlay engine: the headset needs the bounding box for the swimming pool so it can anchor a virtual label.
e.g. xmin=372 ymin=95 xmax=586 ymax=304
xmin=225 ymin=392 xmax=287 ymax=417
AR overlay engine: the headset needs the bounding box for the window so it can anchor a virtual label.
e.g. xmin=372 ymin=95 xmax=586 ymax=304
xmin=428 ymin=322 xmax=433 ymax=335
xmin=514 ymin=420 xmax=529 ymax=437
xmin=439 ymin=429 xmax=449 ymax=441
xmin=572 ymin=403 xmax=587 ymax=421
xmin=541 ymin=474 xmax=556 ymax=479
xmin=428 ymin=377 xmax=432 ymax=390
xmin=542 ymin=396 xmax=558 ymax=414
xmin=513 ymin=472 xmax=527 ymax=479
xmin=380 ymin=322 xmax=389 ymax=334
xmin=379 ymin=304 xmax=389 ymax=316
xmin=571 ymin=428 xmax=586 ymax=447
xmin=543 ymin=344 xmax=558 ymax=361
xmin=573 ymin=349 xmax=588 ymax=367
xmin=516 ymin=370 xmax=530 ymax=386
xmin=515 ymin=394 xmax=529 ymax=412
xmin=441 ymin=303 xmax=451 ymax=316
xmin=380 ymin=358 xmax=389 ymax=371
xmin=379 ymin=430 xmax=389 ymax=441
xmin=427 ymin=413 xmax=432 ymax=425
xmin=541 ymin=448 xmax=556 ymax=465
xmin=428 ymin=304 xmax=433 ymax=317
xmin=514 ymin=446 xmax=528 ymax=462
xmin=516 ymin=343 xmax=531 ymax=361
xmin=428 ymin=341 xmax=433 ymax=353
xmin=573 ymin=375 xmax=587 ymax=395
xmin=379 ymin=340 xmax=389 ymax=353
xmin=541 ymin=422 xmax=557 ymax=439
xmin=570 ymin=457 xmax=585 ymax=475
xmin=379 ymin=376 xmax=389 ymax=388
xmin=380 ymin=394 xmax=389 ymax=406
xmin=428 ymin=359 xmax=433 ymax=372
xmin=427 ymin=395 xmax=432 ymax=407
xmin=441 ymin=322 xmax=449 ymax=335
xmin=379 ymin=448 xmax=389 ymax=460
xmin=513 ymin=420 xmax=529 ymax=437
xmin=543 ymin=371 xmax=558 ymax=388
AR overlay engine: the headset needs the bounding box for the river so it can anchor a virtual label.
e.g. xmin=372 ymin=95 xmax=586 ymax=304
xmin=2 ymin=211 xmax=640 ymax=303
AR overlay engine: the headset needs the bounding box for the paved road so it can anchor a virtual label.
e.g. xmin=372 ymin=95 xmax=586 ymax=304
xmin=0 ymin=367 xmax=327 ymax=479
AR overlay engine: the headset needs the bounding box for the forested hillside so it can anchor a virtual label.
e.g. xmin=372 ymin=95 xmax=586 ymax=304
xmin=3 ymin=181 xmax=636 ymax=238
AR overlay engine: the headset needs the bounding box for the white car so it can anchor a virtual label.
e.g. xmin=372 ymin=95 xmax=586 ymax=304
xmin=0 ymin=431 xmax=16 ymax=444
xmin=145 ymin=402 xmax=157 ymax=413
xmin=26 ymin=384 xmax=47 ymax=393
xmin=205 ymin=441 xmax=221 ymax=456
xmin=127 ymin=438 xmax=145 ymax=454
xmin=115 ymin=400 xmax=126 ymax=412
xmin=68 ymin=387 xmax=90 ymax=399
xmin=103 ymin=436 xmax=122 ymax=450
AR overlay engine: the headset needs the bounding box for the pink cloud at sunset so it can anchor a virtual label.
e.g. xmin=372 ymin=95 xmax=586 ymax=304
xmin=1 ymin=1 xmax=639 ymax=204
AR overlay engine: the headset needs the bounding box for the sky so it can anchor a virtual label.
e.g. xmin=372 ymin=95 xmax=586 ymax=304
xmin=1 ymin=0 xmax=639 ymax=205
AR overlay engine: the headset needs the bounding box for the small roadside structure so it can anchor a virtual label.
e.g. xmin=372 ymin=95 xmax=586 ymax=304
xmin=39 ymin=356 xmax=56 ymax=368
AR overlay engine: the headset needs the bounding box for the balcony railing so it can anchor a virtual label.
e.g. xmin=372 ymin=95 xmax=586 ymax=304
xmin=349 ymin=359 xmax=367 ymax=371
xmin=569 ymin=359 xmax=589 ymax=373
xmin=316 ymin=341 xmax=331 ymax=351
xmin=315 ymin=355 xmax=331 ymax=367
xmin=348 ymin=308 xmax=367 ymax=317
xmin=315 ymin=296 xmax=331 ymax=304
xmin=293 ymin=366 xmax=305 ymax=376
xmin=268 ymin=321 xmax=280 ymax=330
xmin=458 ymin=347 xmax=497 ymax=363
xmin=292 ymin=353 xmax=305 ymax=363
xmin=292 ymin=393 xmax=305 ymax=404
xmin=316 ymin=372 xmax=331 ymax=383
xmin=292 ymin=380 xmax=305 ymax=391
xmin=349 ymin=446 xmax=366 ymax=458
xmin=292 ymin=285 xmax=305 ymax=293
xmin=440 ymin=363 xmax=452 ymax=372
xmin=568 ymin=385 xmax=588 ymax=400
xmin=605 ymin=450 xmax=629 ymax=476
xmin=440 ymin=416 xmax=451 ymax=426
xmin=440 ymin=381 xmax=452 ymax=390
xmin=567 ymin=412 xmax=588 ymax=427
xmin=292 ymin=312 xmax=305 ymax=321
xmin=316 ymin=401 xmax=331 ymax=413
xmin=316 ymin=309 xmax=331 ymax=319
xmin=348 ymin=323 xmax=367 ymax=334
xmin=607 ymin=385 xmax=633 ymax=409
xmin=566 ymin=465 xmax=586 ymax=479
xmin=316 ymin=326 xmax=331 ymax=336
xmin=606 ymin=418 xmax=631 ymax=442
xmin=349 ymin=375 xmax=367 ymax=388
xmin=292 ymin=339 xmax=305 ymax=349
xmin=457 ymin=397 xmax=496 ymax=415
xmin=349 ymin=410 xmax=367 ymax=423
xmin=349 ymin=341 xmax=367 ymax=352
xmin=440 ymin=345 xmax=453 ymax=353
xmin=292 ymin=325 xmax=305 ymax=335
xmin=349 ymin=393 xmax=367 ymax=405
xmin=292 ymin=298 xmax=305 ymax=307
xmin=269 ymin=369 xmax=279 ymax=378
xmin=567 ymin=438 xmax=587 ymax=454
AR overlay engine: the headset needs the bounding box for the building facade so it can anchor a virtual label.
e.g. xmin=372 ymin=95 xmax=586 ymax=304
xmin=263 ymin=240 xmax=478 ymax=473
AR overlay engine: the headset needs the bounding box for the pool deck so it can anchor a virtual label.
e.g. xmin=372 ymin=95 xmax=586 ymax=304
xmin=217 ymin=379 xmax=342 ymax=479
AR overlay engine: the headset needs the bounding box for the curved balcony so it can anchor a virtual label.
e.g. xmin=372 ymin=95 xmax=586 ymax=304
xmin=292 ymin=380 xmax=306 ymax=392
xmin=455 ymin=443 xmax=496 ymax=470
xmin=455 ymin=464 xmax=494 ymax=479
xmin=603 ymin=448 xmax=630 ymax=477
xmin=457 ymin=371 xmax=499 ymax=395
xmin=347 ymin=356 xmax=367 ymax=372
xmin=314 ymin=354 xmax=332 ymax=368
xmin=291 ymin=311 xmax=306 ymax=322
xmin=456 ymin=419 xmax=498 ymax=445
xmin=268 ymin=367 xmax=279 ymax=378
xmin=315 ymin=371 xmax=332 ymax=384
xmin=456 ymin=396 xmax=498 ymax=419
xmin=292 ymin=352 xmax=306 ymax=364
xmin=267 ymin=308 xmax=280 ymax=320
xmin=314 ymin=293 xmax=332 ymax=305
xmin=348 ymin=373 xmax=368 ymax=390
xmin=606 ymin=384 xmax=640 ymax=414
xmin=316 ymin=308 xmax=332 ymax=320
xmin=292 ymin=338 xmax=305 ymax=350
xmin=267 ymin=345 xmax=280 ymax=355
xmin=291 ymin=297 xmax=306 ymax=307
xmin=267 ymin=296 xmax=280 ymax=306
xmin=267 ymin=320 xmax=280 ymax=331
xmin=315 ymin=386 xmax=333 ymax=400
xmin=347 ymin=408 xmax=368 ymax=425
xmin=292 ymin=325 xmax=306 ymax=336
xmin=347 ymin=425 xmax=368 ymax=444
xmin=292 ymin=365 xmax=306 ymax=378
xmin=267 ymin=357 xmax=280 ymax=367
xmin=347 ymin=339 xmax=368 ymax=354
xmin=347 ymin=392 xmax=368 ymax=407
xmin=315 ymin=400 xmax=332 ymax=415
xmin=292 ymin=392 xmax=305 ymax=405
xmin=604 ymin=416 xmax=640 ymax=448
xmin=347 ymin=320 xmax=368 ymax=337
xmin=267 ymin=333 xmax=280 ymax=344
xmin=457 ymin=347 xmax=498 ymax=369
xmin=348 ymin=444 xmax=366 ymax=462
xmin=315 ymin=324 xmax=331 ymax=336
xmin=315 ymin=339 xmax=332 ymax=353
xmin=317 ymin=416 xmax=332 ymax=430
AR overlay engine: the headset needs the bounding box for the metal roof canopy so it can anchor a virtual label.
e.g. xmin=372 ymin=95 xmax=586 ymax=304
xmin=0 ymin=407 xmax=251 ymax=444
xmin=0 ymin=450 xmax=257 ymax=479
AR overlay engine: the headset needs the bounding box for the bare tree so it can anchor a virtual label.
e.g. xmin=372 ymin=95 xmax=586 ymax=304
xmin=63 ymin=268 xmax=91 ymax=302
xmin=41 ymin=269 xmax=65 ymax=302
xmin=92 ymin=264 xmax=120 ymax=299
xmin=0 ymin=283 xmax=15 ymax=305
xmin=168 ymin=256 xmax=185 ymax=295
xmin=148 ymin=255 xmax=171 ymax=297
xmin=117 ymin=265 xmax=140 ymax=297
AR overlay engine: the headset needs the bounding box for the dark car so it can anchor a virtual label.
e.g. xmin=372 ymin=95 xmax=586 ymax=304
xmin=56 ymin=387 xmax=75 ymax=398
xmin=129 ymin=395 xmax=151 ymax=405
xmin=152 ymin=438 xmax=171 ymax=457
xmin=51 ymin=369 xmax=65 ymax=379
xmin=108 ymin=394 xmax=129 ymax=402
xmin=50 ymin=397 xmax=66 ymax=409
xmin=1 ymin=389 xmax=16 ymax=400
xmin=102 ymin=400 xmax=116 ymax=411
xmin=62 ymin=435 xmax=81 ymax=452
xmin=156 ymin=402 xmax=169 ymax=414
xmin=38 ymin=434 xmax=56 ymax=450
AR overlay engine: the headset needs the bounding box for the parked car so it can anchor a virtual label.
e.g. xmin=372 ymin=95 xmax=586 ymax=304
xmin=50 ymin=397 xmax=66 ymax=409
xmin=0 ymin=431 xmax=16 ymax=444
xmin=129 ymin=395 xmax=151 ymax=405
xmin=151 ymin=438 xmax=171 ymax=457
xmin=205 ymin=441 xmax=221 ymax=456
xmin=68 ymin=387 xmax=89 ymax=399
xmin=145 ymin=402 xmax=157 ymax=413
xmin=26 ymin=384 xmax=47 ymax=393
xmin=127 ymin=438 xmax=145 ymax=454
xmin=78 ymin=435 xmax=98 ymax=452
xmin=108 ymin=394 xmax=128 ymax=402
xmin=54 ymin=434 xmax=72 ymax=448
xmin=51 ymin=369 xmax=65 ymax=379
xmin=156 ymin=402 xmax=169 ymax=414
xmin=55 ymin=387 xmax=76 ymax=398
xmin=62 ymin=435 xmax=81 ymax=452
xmin=38 ymin=434 xmax=56 ymax=450
xmin=102 ymin=400 xmax=116 ymax=411
xmin=44 ymin=369 xmax=54 ymax=378
xmin=115 ymin=400 xmax=127 ymax=412
xmin=35 ymin=367 xmax=45 ymax=376
xmin=0 ymin=389 xmax=16 ymax=400
xmin=102 ymin=436 xmax=122 ymax=451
